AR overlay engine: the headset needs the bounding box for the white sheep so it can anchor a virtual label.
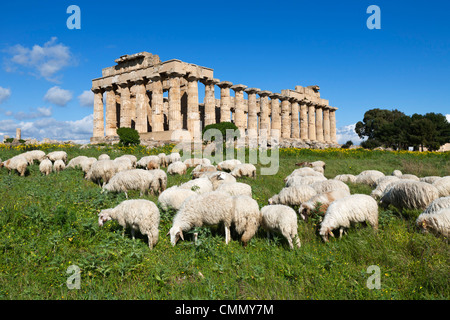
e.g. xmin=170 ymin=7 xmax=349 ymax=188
xmin=416 ymin=208 xmax=450 ymax=238
xmin=380 ymin=181 xmax=440 ymax=210
xmin=192 ymin=164 xmax=217 ymax=179
xmin=157 ymin=186 xmax=197 ymax=212
xmin=391 ymin=170 xmax=403 ymax=177
xmin=136 ymin=155 xmax=159 ymax=168
xmin=85 ymin=159 xmax=118 ymax=186
xmin=67 ymin=155 xmax=88 ymax=169
xmin=216 ymin=182 xmax=252 ymax=197
xmin=146 ymin=169 xmax=167 ymax=194
xmin=2 ymin=156 xmax=28 ymax=176
xmin=115 ymin=154 xmax=137 ymax=167
xmin=217 ymin=159 xmax=242 ymax=172
xmin=167 ymin=161 xmax=187 ymax=175
xmin=420 ymin=176 xmax=442 ymax=184
xmin=432 ymin=176 xmax=450 ymax=197
xmin=98 ymin=154 xmax=110 ymax=161
xmin=184 ymin=157 xmax=211 ymax=168
xmin=260 ymin=205 xmax=301 ymax=249
xmin=370 ymin=176 xmax=400 ymax=199
xmin=21 ymin=150 xmax=46 ymax=164
xmin=285 ymin=175 xmax=327 ymax=187
xmin=232 ymin=195 xmax=262 ymax=246
xmin=180 ymin=177 xmax=214 ymax=194
xmin=53 ymin=159 xmax=66 ymax=173
xmin=81 ymin=157 xmax=98 ymax=174
xmin=423 ymin=196 xmax=450 ymax=214
xmin=399 ymin=174 xmax=420 ymax=181
xmin=319 ymin=194 xmax=379 ymax=242
xmin=39 ymin=159 xmax=53 ymax=176
xmin=157 ymin=153 xmax=167 ymax=167
xmin=113 ymin=157 xmax=134 ymax=172
xmin=230 ymin=163 xmax=257 ymax=178
xmin=98 ymin=199 xmax=160 ymax=249
xmin=103 ymin=169 xmax=160 ymax=198
xmin=168 ymin=191 xmax=235 ymax=246
xmin=355 ymin=170 xmax=385 ymax=187
xmin=333 ymin=174 xmax=357 ymax=184
xmin=268 ymin=185 xmax=317 ymax=206
xmin=208 ymin=171 xmax=237 ymax=190
xmin=167 ymin=152 xmax=181 ymax=164
xmin=299 ymin=188 xmax=351 ymax=220
xmin=284 ymin=167 xmax=325 ymax=182
xmin=46 ymin=151 xmax=68 ymax=163
xmin=310 ymin=179 xmax=350 ymax=194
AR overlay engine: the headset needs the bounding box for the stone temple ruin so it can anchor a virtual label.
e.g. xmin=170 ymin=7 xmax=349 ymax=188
xmin=91 ymin=52 xmax=339 ymax=147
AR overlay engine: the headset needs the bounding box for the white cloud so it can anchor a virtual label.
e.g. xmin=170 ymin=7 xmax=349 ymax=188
xmin=0 ymin=87 xmax=11 ymax=104
xmin=446 ymin=114 xmax=450 ymax=123
xmin=78 ymin=90 xmax=94 ymax=107
xmin=336 ymin=123 xmax=367 ymax=145
xmin=44 ymin=86 xmax=73 ymax=106
xmin=5 ymin=37 xmax=74 ymax=82
xmin=13 ymin=106 xmax=52 ymax=120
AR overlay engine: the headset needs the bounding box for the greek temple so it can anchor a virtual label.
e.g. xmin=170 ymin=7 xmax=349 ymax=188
xmin=90 ymin=52 xmax=338 ymax=147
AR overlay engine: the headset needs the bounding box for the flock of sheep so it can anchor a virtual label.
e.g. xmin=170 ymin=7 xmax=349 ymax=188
xmin=1 ymin=149 xmax=449 ymax=250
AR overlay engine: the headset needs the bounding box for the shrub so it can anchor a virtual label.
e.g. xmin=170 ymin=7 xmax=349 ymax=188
xmin=202 ymin=122 xmax=240 ymax=143
xmin=116 ymin=127 xmax=140 ymax=146
xmin=341 ymin=140 xmax=354 ymax=149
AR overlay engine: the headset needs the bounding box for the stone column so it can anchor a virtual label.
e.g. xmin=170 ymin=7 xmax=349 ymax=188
xmin=168 ymin=72 xmax=182 ymax=130
xmin=92 ymin=87 xmax=104 ymax=137
xmin=150 ymin=74 xmax=164 ymax=132
xmin=217 ymin=81 xmax=233 ymax=123
xmin=202 ymin=78 xmax=219 ymax=127
xmin=280 ymin=95 xmax=291 ymax=139
xmin=323 ymin=107 xmax=331 ymax=143
xmin=259 ymin=90 xmax=272 ymax=141
xmin=315 ymin=104 xmax=324 ymax=142
xmin=134 ymin=79 xmax=148 ymax=134
xmin=105 ymin=85 xmax=118 ymax=136
xmin=16 ymin=128 xmax=21 ymax=140
xmin=299 ymin=99 xmax=308 ymax=141
xmin=119 ymin=83 xmax=131 ymax=128
xmin=290 ymin=97 xmax=300 ymax=139
xmin=330 ymin=107 xmax=337 ymax=143
xmin=308 ymin=101 xmax=316 ymax=141
xmin=245 ymin=88 xmax=260 ymax=148
xmin=187 ymin=74 xmax=200 ymax=138
xmin=231 ymin=84 xmax=248 ymax=137
xmin=269 ymin=93 xmax=281 ymax=141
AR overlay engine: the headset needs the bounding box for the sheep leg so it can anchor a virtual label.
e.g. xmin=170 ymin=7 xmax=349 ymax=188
xmin=224 ymin=225 xmax=231 ymax=244
xmin=339 ymin=227 xmax=344 ymax=238
xmin=131 ymin=229 xmax=135 ymax=240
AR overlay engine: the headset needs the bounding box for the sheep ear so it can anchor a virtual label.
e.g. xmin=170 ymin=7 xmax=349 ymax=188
xmin=328 ymin=229 xmax=335 ymax=238
xmin=178 ymin=228 xmax=184 ymax=241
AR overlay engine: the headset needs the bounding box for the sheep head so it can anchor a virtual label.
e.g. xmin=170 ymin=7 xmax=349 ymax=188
xmin=98 ymin=209 xmax=113 ymax=227
xmin=320 ymin=228 xmax=335 ymax=242
xmin=299 ymin=204 xmax=310 ymax=221
xmin=168 ymin=226 xmax=184 ymax=246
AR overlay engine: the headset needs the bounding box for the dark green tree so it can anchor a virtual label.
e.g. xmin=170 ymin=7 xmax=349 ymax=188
xmin=116 ymin=127 xmax=140 ymax=146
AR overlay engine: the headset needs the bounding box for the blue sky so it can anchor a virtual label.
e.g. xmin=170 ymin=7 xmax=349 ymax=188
xmin=0 ymin=0 xmax=449 ymax=143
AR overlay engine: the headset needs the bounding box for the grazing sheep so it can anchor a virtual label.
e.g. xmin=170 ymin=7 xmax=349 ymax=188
xmin=230 ymin=163 xmax=257 ymax=178
xmin=85 ymin=159 xmax=117 ymax=186
xmin=80 ymin=157 xmax=97 ymax=174
xmin=53 ymin=159 xmax=65 ymax=173
xmin=399 ymin=174 xmax=420 ymax=181
xmin=147 ymin=160 xmax=160 ymax=170
xmin=391 ymin=170 xmax=403 ymax=177
xmin=21 ymin=150 xmax=46 ymax=164
xmin=310 ymin=180 xmax=350 ymax=194
xmin=98 ymin=199 xmax=160 ymax=249
xmin=113 ymin=157 xmax=134 ymax=172
xmin=320 ymin=194 xmax=379 ymax=242
xmin=184 ymin=157 xmax=211 ymax=168
xmin=370 ymin=176 xmax=400 ymax=199
xmin=103 ymin=169 xmax=159 ymax=198
xmin=180 ymin=177 xmax=214 ymax=194
xmin=296 ymin=160 xmax=326 ymax=169
xmin=420 ymin=176 xmax=442 ymax=184
xmin=423 ymin=196 xmax=450 ymax=214
xmin=39 ymin=159 xmax=53 ymax=176
xmin=380 ymin=181 xmax=440 ymax=210
xmin=168 ymin=191 xmax=235 ymax=246
xmin=115 ymin=154 xmax=137 ymax=167
xmin=158 ymin=186 xmax=197 ymax=211
xmin=284 ymin=167 xmax=325 ymax=182
xmin=217 ymin=159 xmax=242 ymax=172
xmin=167 ymin=152 xmax=181 ymax=164
xmin=268 ymin=185 xmax=317 ymax=206
xmin=432 ymin=176 xmax=450 ymax=197
xmin=355 ymin=170 xmax=385 ymax=187
xmin=67 ymin=155 xmax=88 ymax=169
xmin=146 ymin=169 xmax=167 ymax=194
xmin=167 ymin=161 xmax=187 ymax=175
xmin=232 ymin=195 xmax=262 ymax=246
xmin=216 ymin=182 xmax=252 ymax=197
xmin=158 ymin=153 xmax=168 ymax=167
xmin=3 ymin=156 xmax=28 ymax=176
xmin=137 ymin=155 xmax=160 ymax=169
xmin=299 ymin=188 xmax=351 ymax=220
xmin=192 ymin=164 xmax=217 ymax=179
xmin=285 ymin=175 xmax=327 ymax=187
xmin=260 ymin=205 xmax=301 ymax=249
xmin=46 ymin=151 xmax=68 ymax=163
xmin=333 ymin=174 xmax=357 ymax=184
xmin=208 ymin=171 xmax=237 ymax=190
xmin=98 ymin=154 xmax=110 ymax=161
xmin=416 ymin=208 xmax=450 ymax=238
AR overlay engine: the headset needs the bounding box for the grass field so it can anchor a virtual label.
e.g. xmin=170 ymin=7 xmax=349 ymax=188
xmin=0 ymin=144 xmax=449 ymax=300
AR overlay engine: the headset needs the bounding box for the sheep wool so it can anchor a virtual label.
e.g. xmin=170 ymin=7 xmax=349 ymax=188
xmin=167 ymin=161 xmax=187 ymax=175
xmin=192 ymin=164 xmax=217 ymax=179
xmin=167 ymin=152 xmax=181 ymax=164
xmin=217 ymin=159 xmax=242 ymax=172
xmin=320 ymin=194 xmax=379 ymax=242
xmin=432 ymin=176 xmax=450 ymax=197
xmin=260 ymin=205 xmax=301 ymax=249
xmin=85 ymin=159 xmax=117 ymax=186
xmin=53 ymin=159 xmax=66 ymax=173
xmin=399 ymin=174 xmax=420 ymax=181
xmin=370 ymin=176 xmax=400 ymax=199
xmin=168 ymin=191 xmax=235 ymax=246
xmin=420 ymin=176 xmax=442 ymax=184
xmin=67 ymin=155 xmax=89 ymax=169
xmin=39 ymin=159 xmax=53 ymax=176
xmin=115 ymin=154 xmax=137 ymax=167
xmin=208 ymin=171 xmax=237 ymax=190
xmin=98 ymin=154 xmax=110 ymax=161
xmin=416 ymin=208 xmax=450 ymax=238
xmin=232 ymin=195 xmax=262 ymax=246
xmin=3 ymin=156 xmax=27 ymax=176
xmin=284 ymin=167 xmax=325 ymax=182
xmin=158 ymin=186 xmax=198 ymax=211
xmin=81 ymin=157 xmax=98 ymax=174
xmin=21 ymin=150 xmax=46 ymax=164
xmin=380 ymin=181 xmax=440 ymax=210
xmin=180 ymin=177 xmax=214 ymax=194
xmin=268 ymin=185 xmax=317 ymax=206
xmin=98 ymin=199 xmax=160 ymax=249
xmin=310 ymin=179 xmax=350 ymax=195
xmin=299 ymin=188 xmax=351 ymax=220
xmin=216 ymin=182 xmax=252 ymax=197
xmin=230 ymin=163 xmax=257 ymax=178
xmin=355 ymin=170 xmax=385 ymax=187
xmin=103 ymin=169 xmax=161 ymax=197
xmin=285 ymin=175 xmax=327 ymax=188
xmin=47 ymin=151 xmax=68 ymax=163
xmin=333 ymin=174 xmax=356 ymax=184
xmin=137 ymin=155 xmax=160 ymax=169
xmin=158 ymin=153 xmax=168 ymax=167
xmin=423 ymin=196 xmax=450 ymax=214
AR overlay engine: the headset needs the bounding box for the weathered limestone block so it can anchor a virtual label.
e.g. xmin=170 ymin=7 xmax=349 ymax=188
xmin=218 ymin=81 xmax=233 ymax=123
xmin=323 ymin=107 xmax=331 ymax=143
xmin=259 ymin=90 xmax=272 ymax=141
xmin=202 ymin=78 xmax=219 ymax=127
xmin=280 ymin=95 xmax=291 ymax=139
xmin=231 ymin=84 xmax=247 ymax=137
xmin=330 ymin=107 xmax=337 ymax=143
xmin=134 ymin=80 xmax=148 ymax=134
xmin=299 ymin=99 xmax=308 ymax=141
xmin=187 ymin=74 xmax=200 ymax=138
xmin=105 ymin=85 xmax=117 ymax=136
xmin=168 ymin=72 xmax=182 ymax=130
xmin=315 ymin=105 xmax=324 ymax=142
xmin=307 ymin=102 xmax=316 ymax=141
xmin=150 ymin=74 xmax=164 ymax=132
xmin=92 ymin=87 xmax=104 ymax=137
xmin=290 ymin=97 xmax=300 ymax=139
xmin=119 ymin=83 xmax=132 ymax=128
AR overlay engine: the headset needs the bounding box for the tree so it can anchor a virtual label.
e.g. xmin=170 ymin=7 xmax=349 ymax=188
xmin=116 ymin=127 xmax=140 ymax=146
